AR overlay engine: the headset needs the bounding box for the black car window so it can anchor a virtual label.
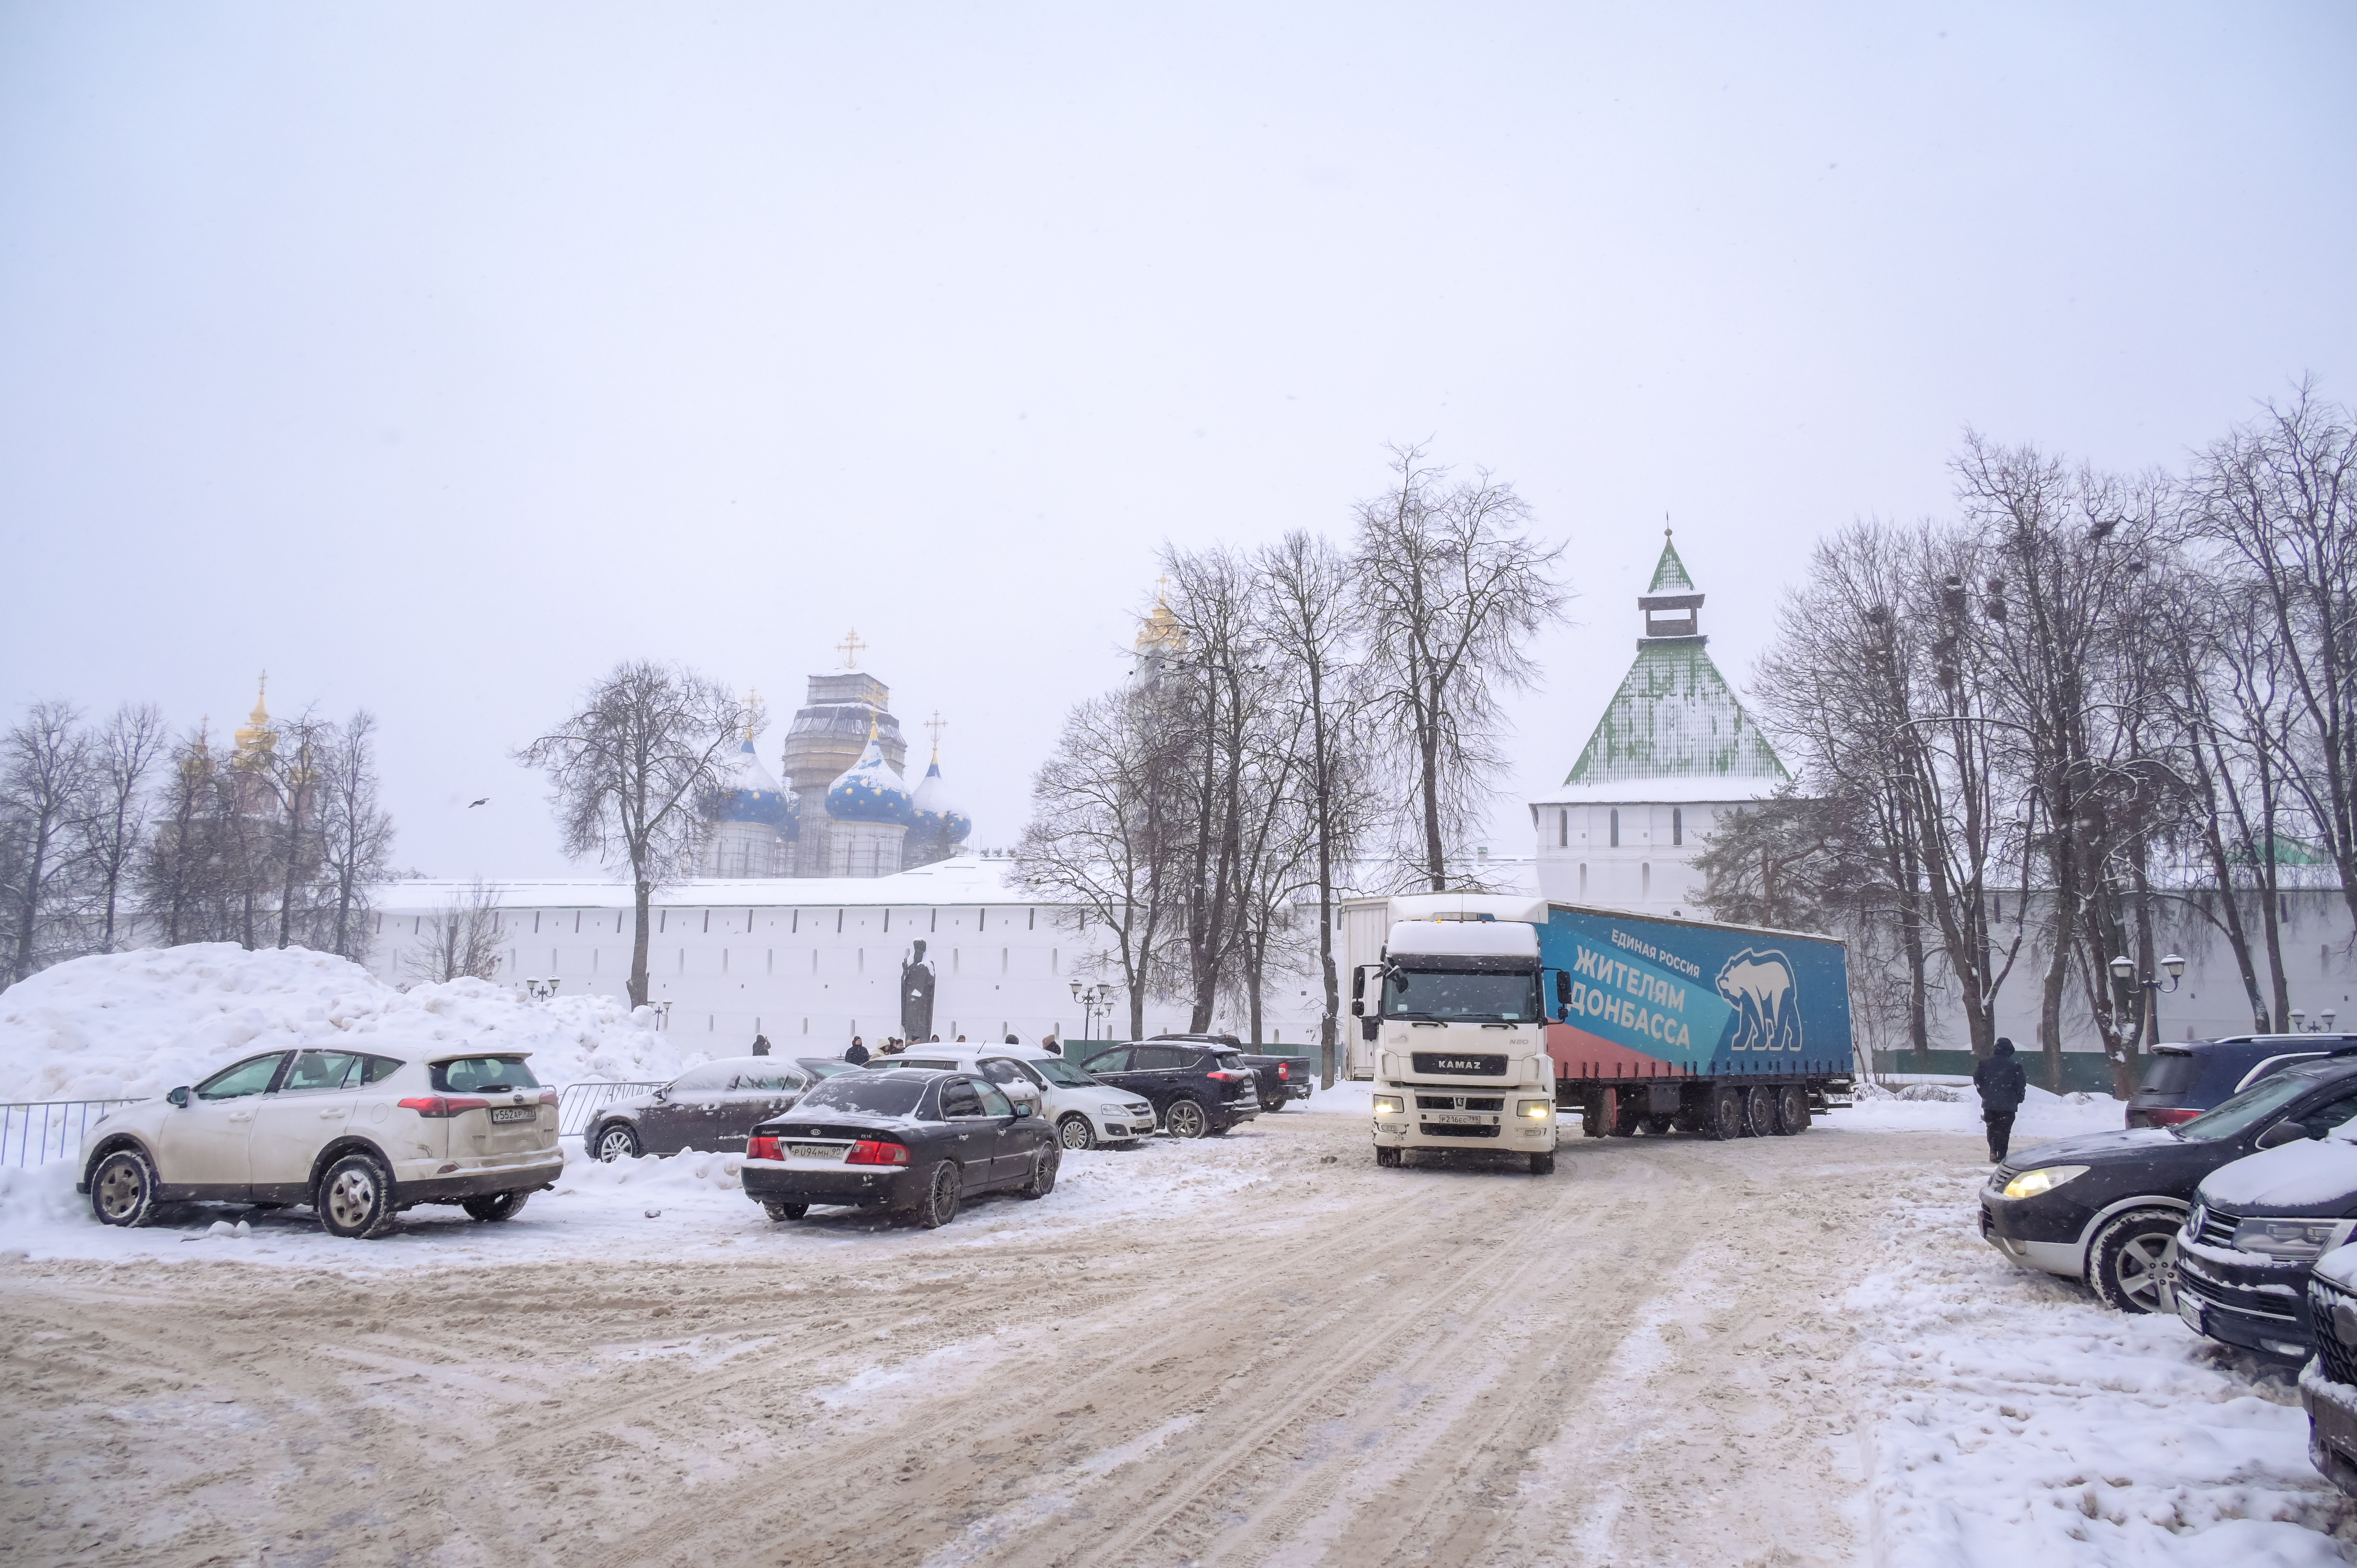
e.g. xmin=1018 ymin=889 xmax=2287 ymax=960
xmin=1083 ymin=1048 xmax=1131 ymax=1072
xmin=357 ymin=1055 xmax=404 ymax=1085
xmin=2176 ymin=1071 xmax=2334 ymax=1143
xmin=2296 ymin=1090 xmax=2357 ymax=1139
xmin=973 ymin=1081 xmax=1016 ymax=1116
xmin=1131 ymin=1046 xmax=1184 ymax=1071
xmin=979 ymin=1060 xmax=1028 ymax=1086
xmin=670 ymin=1064 xmax=736 ymax=1094
xmin=2137 ymin=1052 xmax=2199 ymax=1096
xmin=797 ymin=1076 xmax=927 ymax=1116
xmin=433 ymin=1057 xmax=542 ymax=1093
xmin=729 ymin=1073 xmax=804 ymax=1092
xmin=196 ymin=1052 xmax=287 ymax=1101
xmin=283 ymin=1050 xmax=361 ymax=1093
xmin=941 ymin=1079 xmax=987 ymax=1117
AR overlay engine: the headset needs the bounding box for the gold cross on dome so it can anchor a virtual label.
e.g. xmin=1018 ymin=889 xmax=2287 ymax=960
xmin=836 ymin=629 xmax=866 ymax=669
xmin=925 ymin=710 xmax=948 ymax=746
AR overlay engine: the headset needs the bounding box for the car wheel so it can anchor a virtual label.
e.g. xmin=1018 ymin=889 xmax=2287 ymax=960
xmin=1164 ymin=1099 xmax=1210 ymax=1139
xmin=1058 ymin=1114 xmax=1097 ymax=1152
xmin=592 ymin=1123 xmax=640 ymax=1163
xmin=1375 ymin=1145 xmax=1402 ymax=1167
xmin=1018 ymin=1142 xmax=1060 ymax=1198
xmin=1529 ymin=1152 xmax=1556 ymax=1175
xmin=2090 ymin=1208 xmax=2183 ymax=1314
xmin=461 ymin=1190 xmax=531 ymax=1223
xmin=1707 ymin=1087 xmax=1744 ymax=1141
xmin=1774 ymin=1085 xmax=1810 ymax=1135
xmin=914 ymin=1161 xmax=962 ymax=1229
xmin=89 ymin=1148 xmax=160 ymax=1228
xmin=316 ymin=1151 xmax=398 ymax=1240
xmin=1744 ymin=1086 xmax=1778 ymax=1138
xmin=762 ymin=1200 xmax=808 ymax=1222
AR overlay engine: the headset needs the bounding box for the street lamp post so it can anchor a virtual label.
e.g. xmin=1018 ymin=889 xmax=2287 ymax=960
xmin=2108 ymin=951 xmax=2186 ymax=1050
xmin=1068 ymin=980 xmax=1120 ymax=1042
xmin=2289 ymin=1009 xmax=2342 ymax=1034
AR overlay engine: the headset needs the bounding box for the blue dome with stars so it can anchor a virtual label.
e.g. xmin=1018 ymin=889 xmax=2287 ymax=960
xmin=825 ymin=734 xmax=916 ymax=827
xmin=910 ymin=754 xmax=972 ymax=845
xmin=703 ymin=739 xmax=798 ymax=837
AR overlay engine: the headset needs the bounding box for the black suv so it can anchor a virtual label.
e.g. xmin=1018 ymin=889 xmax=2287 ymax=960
xmin=1151 ymin=1032 xmax=1313 ymax=1111
xmin=1980 ymin=1058 xmax=2357 ymax=1313
xmin=2127 ymin=1036 xmax=2357 ymax=1129
xmin=1075 ymin=1042 xmax=1260 ymax=1138
xmin=2175 ymin=1129 xmax=2357 ymax=1363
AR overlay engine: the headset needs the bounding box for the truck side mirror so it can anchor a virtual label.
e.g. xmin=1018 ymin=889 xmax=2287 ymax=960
xmin=1360 ymin=1018 xmax=1379 ymax=1042
xmin=1556 ymin=972 xmax=1572 ymax=1005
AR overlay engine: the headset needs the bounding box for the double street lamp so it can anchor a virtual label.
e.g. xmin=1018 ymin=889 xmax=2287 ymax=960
xmin=2109 ymin=951 xmax=2186 ymax=1049
xmin=2291 ymin=1009 xmax=2342 ymax=1034
xmin=1069 ymin=980 xmax=1120 ymax=1042
xmin=522 ymin=977 xmax=563 ymax=1002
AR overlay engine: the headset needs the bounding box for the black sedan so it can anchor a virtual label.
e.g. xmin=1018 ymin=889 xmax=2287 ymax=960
xmin=1075 ymin=1042 xmax=1261 ymax=1137
xmin=741 ymin=1068 xmax=1059 ymax=1228
xmin=586 ymin=1056 xmax=859 ymax=1161
xmin=2174 ymin=1133 xmax=2357 ymax=1363
xmin=1981 ymin=1059 xmax=2357 ymax=1312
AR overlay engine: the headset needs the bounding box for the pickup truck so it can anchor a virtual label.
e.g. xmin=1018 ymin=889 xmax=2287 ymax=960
xmin=1151 ymin=1033 xmax=1314 ymax=1112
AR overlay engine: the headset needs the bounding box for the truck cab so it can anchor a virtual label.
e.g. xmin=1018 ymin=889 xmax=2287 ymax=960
xmin=1353 ymin=894 xmax=1563 ymax=1173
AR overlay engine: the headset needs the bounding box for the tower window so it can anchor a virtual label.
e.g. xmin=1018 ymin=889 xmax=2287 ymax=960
xmin=1559 ymin=810 xmax=1568 ymax=847
xmin=1610 ymin=809 xmax=1620 ymax=848
xmin=1672 ymin=808 xmax=1683 ymax=847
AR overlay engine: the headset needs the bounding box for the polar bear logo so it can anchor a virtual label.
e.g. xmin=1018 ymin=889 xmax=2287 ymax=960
xmin=1716 ymin=949 xmax=1802 ymax=1053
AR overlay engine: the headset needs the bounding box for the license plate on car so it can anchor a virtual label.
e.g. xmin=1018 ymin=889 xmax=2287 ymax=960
xmin=488 ymin=1106 xmax=535 ymax=1124
xmin=788 ymin=1143 xmax=846 ymax=1161
xmin=2177 ymin=1293 xmax=2204 ymax=1333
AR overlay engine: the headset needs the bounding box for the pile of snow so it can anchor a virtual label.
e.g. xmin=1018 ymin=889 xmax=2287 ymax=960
xmin=0 ymin=943 xmax=700 ymax=1102
xmin=1850 ymin=1166 xmax=2354 ymax=1564
xmin=1841 ymin=1081 xmax=2126 ymax=1140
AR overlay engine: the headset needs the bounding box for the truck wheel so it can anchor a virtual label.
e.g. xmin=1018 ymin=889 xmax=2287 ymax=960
xmin=1375 ymin=1145 xmax=1401 ymax=1168
xmin=1529 ymin=1152 xmax=1556 ymax=1175
xmin=1774 ymin=1085 xmax=1810 ymax=1135
xmin=2089 ymin=1208 xmax=2182 ymax=1314
xmin=1743 ymin=1086 xmax=1778 ymax=1138
xmin=1707 ymin=1087 xmax=1744 ymax=1141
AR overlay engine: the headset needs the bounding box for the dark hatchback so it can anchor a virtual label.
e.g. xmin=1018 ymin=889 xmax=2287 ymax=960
xmin=586 ymin=1056 xmax=860 ymax=1162
xmin=1076 ymin=1042 xmax=1261 ymax=1138
xmin=2128 ymin=1036 xmax=2357 ymax=1129
xmin=740 ymin=1068 xmax=1059 ymax=1229
xmin=1981 ymin=1059 xmax=2357 ymax=1313
xmin=1151 ymin=1032 xmax=1314 ymax=1110
xmin=2175 ymin=1132 xmax=2357 ymax=1363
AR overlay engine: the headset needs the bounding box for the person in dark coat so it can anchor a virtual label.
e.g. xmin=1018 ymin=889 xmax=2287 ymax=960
xmin=1974 ymin=1037 xmax=2027 ymax=1162
xmin=750 ymin=1034 xmax=771 ymax=1057
xmin=845 ymin=1036 xmax=870 ymax=1065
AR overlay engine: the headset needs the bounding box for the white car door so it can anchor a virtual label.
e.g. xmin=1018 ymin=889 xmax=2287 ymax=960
xmin=245 ymin=1050 xmax=363 ymax=1194
xmin=156 ymin=1051 xmax=287 ymax=1193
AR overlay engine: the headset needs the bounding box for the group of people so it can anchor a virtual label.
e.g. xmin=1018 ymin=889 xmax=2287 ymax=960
xmin=835 ymin=1032 xmax=1067 ymax=1066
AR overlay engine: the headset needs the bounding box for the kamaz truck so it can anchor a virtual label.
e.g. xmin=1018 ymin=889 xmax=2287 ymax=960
xmin=1347 ymin=896 xmax=1854 ymax=1160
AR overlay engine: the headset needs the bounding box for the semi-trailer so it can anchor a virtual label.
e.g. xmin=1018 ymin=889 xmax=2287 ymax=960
xmin=1345 ymin=896 xmax=1854 ymax=1157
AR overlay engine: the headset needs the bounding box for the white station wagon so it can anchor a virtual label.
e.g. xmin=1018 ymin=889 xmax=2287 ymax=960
xmin=76 ymin=1045 xmax=564 ymax=1239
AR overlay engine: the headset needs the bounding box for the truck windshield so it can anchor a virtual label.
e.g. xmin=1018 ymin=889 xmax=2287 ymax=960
xmin=1383 ymin=968 xmax=1540 ymax=1022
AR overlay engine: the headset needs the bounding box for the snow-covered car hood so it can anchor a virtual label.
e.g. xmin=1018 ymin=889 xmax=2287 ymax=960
xmin=2315 ymin=1241 xmax=2357 ymax=1293
xmin=2196 ymin=1136 xmax=2357 ymax=1215
xmin=2016 ymin=1126 xmax=2177 ymax=1166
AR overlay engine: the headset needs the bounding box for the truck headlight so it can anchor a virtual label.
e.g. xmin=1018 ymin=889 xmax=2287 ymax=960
xmin=2001 ymin=1165 xmax=2087 ymax=1200
xmin=1518 ymin=1101 xmax=1551 ymax=1119
xmin=1373 ymin=1095 xmax=1404 ymax=1115
xmin=2232 ymin=1217 xmax=2353 ymax=1261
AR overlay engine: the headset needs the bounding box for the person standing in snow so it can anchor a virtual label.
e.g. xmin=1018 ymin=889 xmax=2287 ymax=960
xmin=1974 ymin=1037 xmax=2027 ymax=1162
xmin=1041 ymin=1035 xmax=1062 ymax=1056
xmin=751 ymin=1034 xmax=771 ymax=1057
xmin=845 ymin=1036 xmax=870 ymax=1065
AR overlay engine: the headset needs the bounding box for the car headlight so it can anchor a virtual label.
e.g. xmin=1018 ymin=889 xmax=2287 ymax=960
xmin=1373 ymin=1095 xmax=1405 ymax=1115
xmin=2001 ymin=1165 xmax=2089 ymax=1200
xmin=1518 ymin=1100 xmax=1552 ymax=1119
xmin=2232 ymin=1217 xmax=2355 ymax=1261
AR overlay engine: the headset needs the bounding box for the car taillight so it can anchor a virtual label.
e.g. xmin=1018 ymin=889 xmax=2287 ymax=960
xmin=747 ymin=1134 xmax=783 ymax=1161
xmin=1278 ymin=1063 xmax=1290 ymax=1080
xmin=1205 ymin=1069 xmax=1246 ymax=1083
xmin=397 ymin=1095 xmax=490 ymax=1118
xmin=2146 ymin=1108 xmax=2200 ymax=1127
xmin=537 ymin=1091 xmax=559 ymax=1107
xmin=845 ymin=1139 xmax=910 ymax=1166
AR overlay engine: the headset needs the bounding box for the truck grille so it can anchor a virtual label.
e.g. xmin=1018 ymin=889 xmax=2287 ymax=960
xmin=1410 ymin=1053 xmax=1506 ymax=1077
xmin=1415 ymin=1095 xmax=1504 ymax=1111
xmin=2315 ymin=1276 xmax=2357 ymax=1386
xmin=1419 ymin=1122 xmax=1500 ymax=1138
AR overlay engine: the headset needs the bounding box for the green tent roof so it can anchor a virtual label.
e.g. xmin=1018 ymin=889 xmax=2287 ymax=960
xmin=1563 ymin=636 xmax=1787 ymax=789
xmin=1647 ymin=535 xmax=1696 ymax=593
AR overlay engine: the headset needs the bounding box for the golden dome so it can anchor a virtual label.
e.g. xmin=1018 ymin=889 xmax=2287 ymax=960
xmin=233 ymin=673 xmax=275 ymax=761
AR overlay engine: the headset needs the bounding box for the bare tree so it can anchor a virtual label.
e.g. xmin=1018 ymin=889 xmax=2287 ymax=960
xmin=1 ymin=701 xmax=91 ymax=984
xmin=73 ymin=704 xmax=168 ymax=954
xmin=406 ymin=879 xmax=506 ymax=983
xmin=517 ymin=662 xmax=746 ymax=1006
xmin=317 ymin=711 xmax=396 ymax=961
xmin=257 ymin=709 xmax=332 ymax=950
xmin=1355 ymin=445 xmax=1568 ymax=890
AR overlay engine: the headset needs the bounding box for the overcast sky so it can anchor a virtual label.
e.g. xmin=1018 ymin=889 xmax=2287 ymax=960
xmin=3 ymin=3 xmax=2352 ymax=881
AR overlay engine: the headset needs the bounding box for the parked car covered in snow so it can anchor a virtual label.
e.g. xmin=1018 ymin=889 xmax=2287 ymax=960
xmin=2127 ymin=1035 xmax=2357 ymax=1129
xmin=741 ymin=1067 xmax=1060 ymax=1228
xmin=887 ymin=1046 xmax=1158 ymax=1150
xmin=76 ymin=1045 xmax=562 ymax=1240
xmin=1981 ymin=1058 xmax=2357 ymax=1312
xmin=2173 ymin=1126 xmax=2357 ymax=1363
xmin=2301 ymin=1244 xmax=2357 ymax=1496
xmin=585 ymin=1055 xmax=857 ymax=1161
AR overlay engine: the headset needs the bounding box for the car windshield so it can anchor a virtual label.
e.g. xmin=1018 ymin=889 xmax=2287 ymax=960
xmin=800 ymin=1059 xmax=859 ymax=1078
xmin=796 ymin=1077 xmax=927 ymax=1117
xmin=2175 ymin=1071 xmax=2332 ymax=1143
xmin=1382 ymin=967 xmax=1542 ymax=1022
xmin=1031 ymin=1057 xmax=1098 ymax=1088
xmin=434 ymin=1057 xmax=541 ymax=1093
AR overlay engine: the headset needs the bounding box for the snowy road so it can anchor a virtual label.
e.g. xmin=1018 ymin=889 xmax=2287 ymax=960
xmin=0 ymin=1098 xmax=2346 ymax=1567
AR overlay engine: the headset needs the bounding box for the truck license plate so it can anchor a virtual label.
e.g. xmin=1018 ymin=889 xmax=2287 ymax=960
xmin=488 ymin=1107 xmax=535 ymax=1124
xmin=1429 ymin=1112 xmax=1485 ymax=1125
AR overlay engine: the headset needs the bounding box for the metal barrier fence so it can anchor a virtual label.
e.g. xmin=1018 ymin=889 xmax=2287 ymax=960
xmin=555 ymin=1082 xmax=665 ymax=1139
xmin=2 ymin=1099 xmax=141 ymax=1170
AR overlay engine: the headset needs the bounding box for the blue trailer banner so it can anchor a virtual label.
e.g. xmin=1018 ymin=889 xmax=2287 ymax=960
xmin=1536 ymin=904 xmax=1853 ymax=1078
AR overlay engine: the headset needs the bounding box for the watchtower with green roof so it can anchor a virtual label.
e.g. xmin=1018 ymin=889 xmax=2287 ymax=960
xmin=1530 ymin=532 xmax=1787 ymax=917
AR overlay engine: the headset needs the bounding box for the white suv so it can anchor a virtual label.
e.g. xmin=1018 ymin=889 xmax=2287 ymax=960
xmin=888 ymin=1047 xmax=1157 ymax=1150
xmin=77 ymin=1046 xmax=563 ymax=1240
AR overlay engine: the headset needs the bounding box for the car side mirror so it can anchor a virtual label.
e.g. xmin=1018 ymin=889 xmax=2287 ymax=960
xmin=653 ymin=1086 xmax=671 ymax=1102
xmin=167 ymin=1086 xmax=190 ymax=1108
xmin=2255 ymin=1120 xmax=2310 ymax=1150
